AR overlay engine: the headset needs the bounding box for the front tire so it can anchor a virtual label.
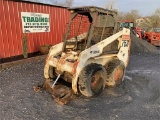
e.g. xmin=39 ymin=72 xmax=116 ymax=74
xmin=78 ymin=63 xmax=107 ymax=97
xmin=49 ymin=66 xmax=56 ymax=79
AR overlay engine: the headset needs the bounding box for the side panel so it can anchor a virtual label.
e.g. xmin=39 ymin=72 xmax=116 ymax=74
xmin=44 ymin=42 xmax=64 ymax=78
xmin=0 ymin=0 xmax=70 ymax=59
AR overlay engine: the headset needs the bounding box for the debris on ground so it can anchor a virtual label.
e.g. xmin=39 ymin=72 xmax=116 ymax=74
xmin=33 ymin=79 xmax=76 ymax=105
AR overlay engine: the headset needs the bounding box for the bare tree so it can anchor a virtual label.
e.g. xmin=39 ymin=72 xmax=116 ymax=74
xmin=150 ymin=8 xmax=160 ymax=27
xmin=140 ymin=8 xmax=160 ymax=29
xmin=105 ymin=0 xmax=116 ymax=10
xmin=117 ymin=11 xmax=125 ymax=21
xmin=26 ymin=0 xmax=74 ymax=6
xmin=48 ymin=0 xmax=74 ymax=7
xmin=65 ymin=0 xmax=73 ymax=7
xmin=122 ymin=9 xmax=141 ymax=23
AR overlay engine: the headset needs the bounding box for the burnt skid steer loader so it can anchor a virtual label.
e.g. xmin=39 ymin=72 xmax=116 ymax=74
xmin=34 ymin=6 xmax=131 ymax=105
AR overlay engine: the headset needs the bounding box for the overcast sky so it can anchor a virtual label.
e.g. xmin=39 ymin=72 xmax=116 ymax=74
xmin=72 ymin=0 xmax=160 ymax=16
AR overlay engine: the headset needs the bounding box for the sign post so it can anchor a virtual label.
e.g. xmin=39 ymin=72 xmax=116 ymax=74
xmin=22 ymin=33 xmax=28 ymax=58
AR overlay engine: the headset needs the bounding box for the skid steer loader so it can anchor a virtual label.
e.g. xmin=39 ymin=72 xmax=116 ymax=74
xmin=34 ymin=6 xmax=131 ymax=105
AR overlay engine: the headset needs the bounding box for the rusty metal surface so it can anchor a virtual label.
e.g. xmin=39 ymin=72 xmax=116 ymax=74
xmin=0 ymin=0 xmax=70 ymax=59
xmin=33 ymin=78 xmax=76 ymax=105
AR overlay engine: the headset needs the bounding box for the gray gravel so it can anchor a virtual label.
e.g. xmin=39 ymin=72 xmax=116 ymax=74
xmin=0 ymin=36 xmax=160 ymax=120
xmin=0 ymin=53 xmax=160 ymax=120
xmin=130 ymin=34 xmax=159 ymax=55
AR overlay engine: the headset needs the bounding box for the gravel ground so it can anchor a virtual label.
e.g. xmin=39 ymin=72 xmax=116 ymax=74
xmin=0 ymin=37 xmax=160 ymax=120
xmin=130 ymin=34 xmax=159 ymax=55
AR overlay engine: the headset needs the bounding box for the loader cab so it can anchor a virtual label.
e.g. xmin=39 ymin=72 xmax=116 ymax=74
xmin=120 ymin=21 xmax=134 ymax=29
xmin=62 ymin=6 xmax=117 ymax=52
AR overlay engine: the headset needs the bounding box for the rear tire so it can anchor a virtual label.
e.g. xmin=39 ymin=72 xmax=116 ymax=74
xmin=106 ymin=61 xmax=125 ymax=87
xmin=78 ymin=63 xmax=107 ymax=97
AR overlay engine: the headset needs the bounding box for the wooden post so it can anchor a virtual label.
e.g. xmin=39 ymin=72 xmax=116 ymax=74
xmin=22 ymin=33 xmax=28 ymax=58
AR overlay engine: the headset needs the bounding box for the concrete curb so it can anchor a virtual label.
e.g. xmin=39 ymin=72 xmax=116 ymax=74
xmin=0 ymin=55 xmax=47 ymax=71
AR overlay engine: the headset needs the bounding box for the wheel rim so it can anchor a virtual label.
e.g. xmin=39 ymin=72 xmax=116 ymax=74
xmin=91 ymin=71 xmax=103 ymax=93
xmin=114 ymin=66 xmax=124 ymax=83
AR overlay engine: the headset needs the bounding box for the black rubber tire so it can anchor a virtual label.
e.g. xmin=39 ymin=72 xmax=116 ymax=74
xmin=49 ymin=66 xmax=56 ymax=79
xmin=78 ymin=63 xmax=107 ymax=97
xmin=106 ymin=61 xmax=125 ymax=87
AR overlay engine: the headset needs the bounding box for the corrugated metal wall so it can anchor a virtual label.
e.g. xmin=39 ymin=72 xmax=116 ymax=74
xmin=0 ymin=0 xmax=70 ymax=59
xmin=67 ymin=14 xmax=90 ymax=39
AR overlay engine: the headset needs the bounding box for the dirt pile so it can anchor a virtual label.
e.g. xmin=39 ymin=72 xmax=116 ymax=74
xmin=130 ymin=34 xmax=159 ymax=55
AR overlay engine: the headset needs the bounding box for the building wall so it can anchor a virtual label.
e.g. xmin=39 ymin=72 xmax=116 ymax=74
xmin=0 ymin=0 xmax=70 ymax=59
